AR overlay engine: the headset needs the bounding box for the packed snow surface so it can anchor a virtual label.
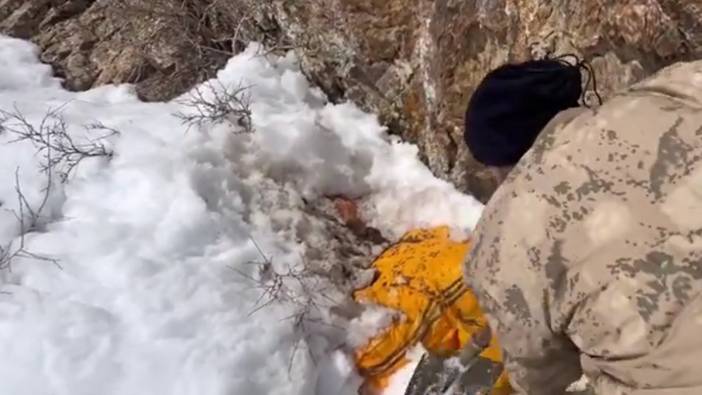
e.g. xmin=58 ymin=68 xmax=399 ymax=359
xmin=0 ymin=35 xmax=483 ymax=395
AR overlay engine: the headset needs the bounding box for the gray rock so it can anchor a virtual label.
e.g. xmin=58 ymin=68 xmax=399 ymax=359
xmin=2 ymin=0 xmax=700 ymax=200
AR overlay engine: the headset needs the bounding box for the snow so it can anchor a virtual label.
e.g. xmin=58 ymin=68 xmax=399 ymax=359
xmin=346 ymin=304 xmax=401 ymax=349
xmin=0 ymin=35 xmax=484 ymax=395
xmin=384 ymin=346 xmax=426 ymax=395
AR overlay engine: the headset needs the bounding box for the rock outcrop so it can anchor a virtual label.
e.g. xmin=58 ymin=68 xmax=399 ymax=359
xmin=2 ymin=0 xmax=701 ymax=201
xmin=0 ymin=0 xmax=282 ymax=100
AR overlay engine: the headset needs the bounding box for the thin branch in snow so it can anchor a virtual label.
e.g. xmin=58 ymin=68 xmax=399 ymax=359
xmin=248 ymin=236 xmax=272 ymax=264
xmin=230 ymin=237 xmax=346 ymax=375
xmin=0 ymin=106 xmax=119 ymax=182
xmin=282 ymin=305 xmax=347 ymax=377
xmin=0 ymin=105 xmax=115 ymax=273
xmin=174 ymin=80 xmax=253 ymax=133
xmin=235 ymin=239 xmax=339 ymax=316
xmin=0 ymin=169 xmax=60 ymax=272
xmin=287 ymin=305 xmax=317 ymax=375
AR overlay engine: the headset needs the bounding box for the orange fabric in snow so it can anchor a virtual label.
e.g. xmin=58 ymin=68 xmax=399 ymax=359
xmin=353 ymin=227 xmax=511 ymax=394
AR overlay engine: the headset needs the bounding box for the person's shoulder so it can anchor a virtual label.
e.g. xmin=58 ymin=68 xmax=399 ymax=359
xmin=544 ymin=107 xmax=590 ymax=133
xmin=628 ymin=60 xmax=702 ymax=107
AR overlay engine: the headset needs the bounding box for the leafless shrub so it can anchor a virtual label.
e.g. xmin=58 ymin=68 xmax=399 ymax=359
xmin=175 ymin=80 xmax=253 ymax=133
xmin=0 ymin=106 xmax=119 ymax=182
xmin=116 ymin=0 xmax=251 ymax=49
xmin=231 ymin=237 xmax=345 ymax=374
xmin=232 ymin=238 xmax=316 ymax=315
xmin=0 ymin=169 xmax=60 ymax=272
xmin=105 ymin=0 xmax=297 ymax=100
xmin=113 ymin=0 xmax=288 ymax=67
xmin=0 ymin=106 xmax=119 ymax=273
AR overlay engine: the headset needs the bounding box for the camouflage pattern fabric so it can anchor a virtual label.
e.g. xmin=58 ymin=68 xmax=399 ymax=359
xmin=465 ymin=61 xmax=702 ymax=394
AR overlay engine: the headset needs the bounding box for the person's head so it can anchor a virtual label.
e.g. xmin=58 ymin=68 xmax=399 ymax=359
xmin=464 ymin=58 xmax=586 ymax=184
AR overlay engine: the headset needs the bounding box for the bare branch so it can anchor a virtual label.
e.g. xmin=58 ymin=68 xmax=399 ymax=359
xmin=175 ymin=80 xmax=253 ymax=133
xmin=229 ymin=237 xmax=342 ymax=374
xmin=0 ymin=106 xmax=119 ymax=273
xmin=0 ymin=169 xmax=60 ymax=272
xmin=0 ymin=106 xmax=118 ymax=182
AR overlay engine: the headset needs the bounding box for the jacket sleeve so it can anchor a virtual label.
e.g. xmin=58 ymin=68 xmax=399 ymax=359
xmin=465 ymin=227 xmax=583 ymax=394
xmin=464 ymin=108 xmax=591 ymax=393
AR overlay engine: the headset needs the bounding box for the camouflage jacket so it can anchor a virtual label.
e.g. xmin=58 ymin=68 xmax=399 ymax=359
xmin=465 ymin=61 xmax=702 ymax=394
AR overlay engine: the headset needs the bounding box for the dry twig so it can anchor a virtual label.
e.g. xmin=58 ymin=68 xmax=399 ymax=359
xmin=0 ymin=106 xmax=118 ymax=182
xmin=175 ymin=80 xmax=253 ymax=133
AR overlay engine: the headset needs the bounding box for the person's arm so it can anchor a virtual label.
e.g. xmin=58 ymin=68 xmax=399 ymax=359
xmin=464 ymin=203 xmax=582 ymax=394
xmin=480 ymin=292 xmax=582 ymax=394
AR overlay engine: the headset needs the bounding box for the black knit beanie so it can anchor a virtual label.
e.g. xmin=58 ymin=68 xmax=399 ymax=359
xmin=464 ymin=59 xmax=583 ymax=167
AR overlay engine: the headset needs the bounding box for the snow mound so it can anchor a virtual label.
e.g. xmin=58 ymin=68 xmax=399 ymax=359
xmin=0 ymin=35 xmax=483 ymax=395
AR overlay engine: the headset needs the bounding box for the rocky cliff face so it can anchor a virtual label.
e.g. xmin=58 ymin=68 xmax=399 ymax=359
xmin=2 ymin=0 xmax=701 ymax=201
xmin=0 ymin=0 xmax=277 ymax=100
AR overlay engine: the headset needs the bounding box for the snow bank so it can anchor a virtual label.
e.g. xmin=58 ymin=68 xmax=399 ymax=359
xmin=202 ymin=45 xmax=484 ymax=240
xmin=0 ymin=35 xmax=483 ymax=395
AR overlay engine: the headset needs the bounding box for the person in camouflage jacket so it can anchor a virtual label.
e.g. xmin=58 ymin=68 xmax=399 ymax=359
xmin=464 ymin=60 xmax=702 ymax=394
